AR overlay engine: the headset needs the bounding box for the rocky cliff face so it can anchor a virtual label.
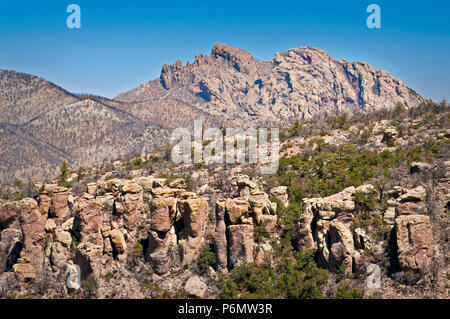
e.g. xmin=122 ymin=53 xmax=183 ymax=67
xmin=117 ymin=43 xmax=423 ymax=123
xmin=0 ymin=173 xmax=285 ymax=298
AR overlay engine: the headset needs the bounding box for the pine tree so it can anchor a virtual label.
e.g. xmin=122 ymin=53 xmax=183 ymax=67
xmin=58 ymin=160 xmax=69 ymax=186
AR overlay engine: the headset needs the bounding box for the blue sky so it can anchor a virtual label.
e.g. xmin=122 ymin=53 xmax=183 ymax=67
xmin=0 ymin=0 xmax=448 ymax=101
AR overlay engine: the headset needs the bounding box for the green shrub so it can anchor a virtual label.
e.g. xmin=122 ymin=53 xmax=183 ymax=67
xmin=335 ymin=285 xmax=364 ymax=299
xmin=197 ymin=245 xmax=217 ymax=272
xmin=220 ymin=250 xmax=329 ymax=299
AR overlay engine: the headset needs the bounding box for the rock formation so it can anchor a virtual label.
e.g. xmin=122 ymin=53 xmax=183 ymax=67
xmin=118 ymin=43 xmax=423 ymax=124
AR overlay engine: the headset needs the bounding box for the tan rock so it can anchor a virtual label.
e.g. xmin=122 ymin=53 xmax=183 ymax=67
xmin=297 ymin=200 xmax=316 ymax=251
xmin=19 ymin=198 xmax=46 ymax=272
xmin=77 ymin=199 xmax=103 ymax=243
xmin=184 ymin=275 xmax=207 ymax=298
xmin=178 ymin=198 xmax=208 ymax=264
xmin=270 ymin=186 xmax=289 ymax=207
xmin=38 ymin=194 xmax=51 ymax=216
xmin=168 ymin=178 xmax=186 ymax=189
xmin=396 ymin=201 xmax=427 ymax=216
xmin=150 ymin=197 xmax=177 ymax=232
xmin=151 ymin=188 xmax=179 ymax=198
xmin=50 ymin=191 xmax=69 ymax=221
xmin=395 ymin=215 xmax=434 ymax=272
xmin=110 ymin=228 xmax=127 ymax=255
xmin=45 ymin=218 xmax=57 ymax=232
xmin=225 ymin=198 xmax=249 ymax=224
xmin=227 ymin=224 xmax=254 ymax=269
xmin=146 ymin=230 xmax=171 ymax=274
xmin=55 ymin=230 xmax=72 ymax=247
xmin=179 ymin=198 xmax=208 ymax=238
xmin=114 ymin=192 xmax=144 ymax=230
xmin=50 ymin=241 xmax=70 ymax=268
xmin=13 ymin=260 xmax=36 ymax=280
xmin=254 ymin=243 xmax=272 ymax=266
xmin=399 ymin=185 xmax=426 ymax=202
xmin=214 ymin=198 xmax=228 ymax=272
xmin=121 ymin=181 xmax=141 ymax=194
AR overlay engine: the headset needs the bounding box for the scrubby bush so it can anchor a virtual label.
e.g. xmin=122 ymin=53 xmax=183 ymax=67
xmin=220 ymin=250 xmax=329 ymax=299
xmin=197 ymin=245 xmax=217 ymax=272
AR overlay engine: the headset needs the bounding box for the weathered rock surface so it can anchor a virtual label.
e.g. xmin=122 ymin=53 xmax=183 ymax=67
xmin=184 ymin=275 xmax=207 ymax=298
xmin=395 ymin=215 xmax=434 ymax=272
xmin=227 ymin=224 xmax=255 ymax=269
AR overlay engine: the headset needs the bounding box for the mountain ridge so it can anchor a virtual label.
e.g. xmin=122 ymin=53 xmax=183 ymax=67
xmin=116 ymin=43 xmax=423 ymax=123
xmin=0 ymin=43 xmax=425 ymax=181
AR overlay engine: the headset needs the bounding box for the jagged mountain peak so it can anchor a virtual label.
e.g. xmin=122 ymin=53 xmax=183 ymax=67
xmin=117 ymin=44 xmax=423 ymax=123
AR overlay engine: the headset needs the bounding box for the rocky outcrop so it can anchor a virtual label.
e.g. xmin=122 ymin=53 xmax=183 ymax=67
xmin=297 ymin=185 xmax=377 ymax=273
xmin=297 ymin=184 xmax=437 ymax=277
xmin=178 ymin=198 xmax=208 ymax=264
xmin=0 ymin=228 xmax=23 ymax=273
xmin=50 ymin=187 xmax=70 ymax=222
xmin=212 ymin=175 xmax=280 ymax=270
xmin=228 ymin=224 xmax=255 ymax=269
xmin=18 ymin=198 xmax=46 ymax=272
xmin=214 ymin=198 xmax=228 ymax=272
xmin=394 ymin=215 xmax=434 ymax=272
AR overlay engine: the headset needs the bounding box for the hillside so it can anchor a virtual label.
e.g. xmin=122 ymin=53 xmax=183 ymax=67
xmin=0 ymin=101 xmax=448 ymax=299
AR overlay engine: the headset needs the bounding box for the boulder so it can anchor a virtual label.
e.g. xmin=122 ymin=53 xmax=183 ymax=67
xmin=50 ymin=189 xmax=70 ymax=221
xmin=55 ymin=230 xmax=72 ymax=247
xmin=168 ymin=178 xmax=186 ymax=189
xmin=381 ymin=126 xmax=398 ymax=144
xmin=121 ymin=181 xmax=141 ymax=194
xmin=184 ymin=275 xmax=207 ymax=298
xmin=110 ymin=228 xmax=127 ymax=255
xmin=225 ymin=198 xmax=249 ymax=224
xmin=399 ymin=185 xmax=426 ymax=203
xmin=13 ymin=257 xmax=36 ymax=280
xmin=45 ymin=219 xmax=57 ymax=232
xmin=50 ymin=241 xmax=70 ymax=268
xmin=270 ymin=186 xmax=289 ymax=207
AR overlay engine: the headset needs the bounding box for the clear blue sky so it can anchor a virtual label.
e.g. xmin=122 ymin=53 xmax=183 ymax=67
xmin=0 ymin=0 xmax=448 ymax=101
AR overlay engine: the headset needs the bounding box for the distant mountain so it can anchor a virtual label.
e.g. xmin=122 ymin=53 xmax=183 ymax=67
xmin=116 ymin=43 xmax=423 ymax=124
xmin=0 ymin=44 xmax=424 ymax=181
xmin=0 ymin=70 xmax=228 ymax=182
